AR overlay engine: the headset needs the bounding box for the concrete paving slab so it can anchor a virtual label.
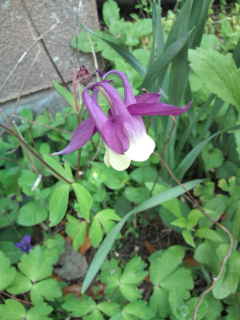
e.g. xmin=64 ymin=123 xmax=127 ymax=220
xmin=0 ymin=0 xmax=99 ymax=103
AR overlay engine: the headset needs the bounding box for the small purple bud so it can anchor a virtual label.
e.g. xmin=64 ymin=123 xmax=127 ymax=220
xmin=15 ymin=235 xmax=32 ymax=253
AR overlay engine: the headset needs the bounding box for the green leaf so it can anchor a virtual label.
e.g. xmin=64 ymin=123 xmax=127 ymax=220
xmin=162 ymin=267 xmax=193 ymax=290
xmin=130 ymin=166 xmax=157 ymax=184
xmin=175 ymin=125 xmax=240 ymax=179
xmin=166 ymin=0 xmax=193 ymax=47
xmin=98 ymin=302 xmax=120 ymax=317
xmin=150 ymin=287 xmax=170 ymax=318
xmin=43 ymin=234 xmax=65 ymax=261
xmin=102 ymin=166 xmax=129 ymax=190
xmin=89 ymin=219 xmax=103 ymax=248
xmin=63 ymin=295 xmax=96 ymax=317
xmin=99 ymin=259 xmax=121 ymax=291
xmin=0 ymin=241 xmax=22 ymax=264
xmin=103 ymin=0 xmax=120 ymax=26
xmin=18 ymin=246 xmax=56 ymax=282
xmin=31 ymin=279 xmax=62 ymax=304
xmin=43 ymin=154 xmax=73 ymax=182
xmin=166 ymin=268 xmax=194 ymax=317
xmin=52 ymin=80 xmax=75 ymax=108
xmin=202 ymin=146 xmax=224 ymax=170
xmin=122 ymin=301 xmax=155 ymax=320
xmin=194 ymin=241 xmax=219 ymax=273
xmin=7 ymin=272 xmax=32 ymax=295
xmin=182 ymin=230 xmax=195 ymax=247
xmin=150 ymin=0 xmax=164 ymax=62
xmin=49 ymin=182 xmax=70 ymax=227
xmin=225 ymin=305 xmax=239 ymax=320
xmin=124 ymin=187 xmax=150 ymax=204
xmin=189 ymin=48 xmax=240 ymax=109
xmin=83 ymin=26 xmax=145 ymax=76
xmin=18 ymin=170 xmax=39 ymax=195
xmin=120 ymin=257 xmax=147 ymax=301
xmin=0 ymin=251 xmax=16 ymax=290
xmin=196 ymin=228 xmax=225 ymax=243
xmin=71 ymin=31 xmax=100 ymax=53
xmin=213 ymin=251 xmax=240 ymax=299
xmin=190 ymin=0 xmax=213 ymax=48
xmin=121 ymin=256 xmax=146 ymax=285
xmin=142 ymin=31 xmax=192 ymax=91
xmin=89 ymin=209 xmax=120 ymax=248
xmin=187 ymin=209 xmax=203 ymax=229
xmin=204 ymin=195 xmax=228 ymax=223
xmin=66 ymin=215 xmax=87 ymax=250
xmin=172 ymin=217 xmax=187 ymax=228
xmin=27 ymin=302 xmax=53 ymax=320
xmin=149 ymin=246 xmax=185 ymax=285
xmin=81 ymin=179 xmax=202 ymax=293
xmin=17 ymin=201 xmax=48 ymax=226
xmin=72 ymin=183 xmax=93 ymax=220
xmin=0 ymin=299 xmax=25 ymax=320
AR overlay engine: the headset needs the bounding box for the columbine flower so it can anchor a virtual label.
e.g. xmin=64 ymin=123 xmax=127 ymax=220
xmin=15 ymin=235 xmax=32 ymax=253
xmin=54 ymin=70 xmax=190 ymax=171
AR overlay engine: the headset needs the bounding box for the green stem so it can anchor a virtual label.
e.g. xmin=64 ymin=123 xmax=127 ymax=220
xmin=0 ymin=124 xmax=73 ymax=185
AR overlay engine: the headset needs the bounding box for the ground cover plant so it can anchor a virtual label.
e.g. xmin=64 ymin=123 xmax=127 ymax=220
xmin=0 ymin=0 xmax=240 ymax=319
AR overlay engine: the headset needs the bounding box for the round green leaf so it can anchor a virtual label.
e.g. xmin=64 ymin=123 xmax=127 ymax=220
xmin=0 ymin=251 xmax=16 ymax=290
xmin=49 ymin=183 xmax=70 ymax=227
xmin=17 ymin=202 xmax=48 ymax=226
xmin=7 ymin=272 xmax=32 ymax=295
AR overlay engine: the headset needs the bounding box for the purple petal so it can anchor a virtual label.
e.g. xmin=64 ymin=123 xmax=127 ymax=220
xmin=128 ymin=101 xmax=191 ymax=116
xmin=135 ymin=93 xmax=161 ymax=104
xmin=103 ymin=70 xmax=136 ymax=106
xmin=22 ymin=235 xmax=31 ymax=244
xmin=53 ymin=117 xmax=96 ymax=155
xmin=101 ymin=115 xmax=129 ymax=154
xmin=90 ymin=80 xmax=129 ymax=117
xmin=82 ymin=87 xmax=108 ymax=126
xmin=15 ymin=235 xmax=32 ymax=253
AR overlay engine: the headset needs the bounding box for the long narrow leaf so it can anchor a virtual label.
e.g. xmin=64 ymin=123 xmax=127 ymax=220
xmin=175 ymin=125 xmax=240 ymax=180
xmin=233 ymin=39 xmax=240 ymax=67
xmin=190 ymin=0 xmax=213 ymax=48
xmin=150 ymin=0 xmax=164 ymax=61
xmin=165 ymin=0 xmax=193 ymax=47
xmin=81 ymin=179 xmax=202 ymax=293
xmin=176 ymin=94 xmax=215 ymax=159
xmin=52 ymin=81 xmax=75 ymax=108
xmin=83 ymin=25 xmax=145 ymax=76
xmin=142 ymin=31 xmax=192 ymax=90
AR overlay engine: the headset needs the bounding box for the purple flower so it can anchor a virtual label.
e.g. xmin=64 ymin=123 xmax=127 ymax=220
xmin=15 ymin=235 xmax=32 ymax=253
xmin=54 ymin=70 xmax=190 ymax=171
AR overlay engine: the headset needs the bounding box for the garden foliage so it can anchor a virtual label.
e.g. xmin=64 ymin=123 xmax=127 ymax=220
xmin=1 ymin=0 xmax=240 ymax=319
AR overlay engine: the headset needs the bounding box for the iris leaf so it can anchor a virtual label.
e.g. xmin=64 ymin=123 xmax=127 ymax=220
xmin=175 ymin=125 xmax=240 ymax=180
xmin=82 ymin=25 xmax=145 ymax=76
xmin=81 ymin=179 xmax=202 ymax=293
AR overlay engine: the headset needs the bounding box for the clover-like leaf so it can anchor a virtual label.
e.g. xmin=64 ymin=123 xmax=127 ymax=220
xmin=18 ymin=246 xmax=56 ymax=282
xmin=7 ymin=271 xmax=32 ymax=295
xmin=149 ymin=245 xmax=185 ymax=286
xmin=0 ymin=299 xmax=25 ymax=320
xmin=89 ymin=209 xmax=120 ymax=247
xmin=0 ymin=251 xmax=16 ymax=290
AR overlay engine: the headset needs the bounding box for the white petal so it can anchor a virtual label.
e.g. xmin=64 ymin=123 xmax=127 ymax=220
xmin=125 ymin=132 xmax=155 ymax=161
xmin=104 ymin=147 xmax=131 ymax=171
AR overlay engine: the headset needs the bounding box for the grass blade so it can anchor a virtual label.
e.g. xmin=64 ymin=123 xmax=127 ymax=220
xmin=142 ymin=31 xmax=192 ymax=90
xmin=165 ymin=0 xmax=193 ymax=47
xmin=83 ymin=25 xmax=145 ymax=76
xmin=150 ymin=0 xmax=164 ymax=61
xmin=81 ymin=179 xmax=203 ymax=293
xmin=175 ymin=125 xmax=240 ymax=180
xmin=190 ymin=0 xmax=213 ymax=48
